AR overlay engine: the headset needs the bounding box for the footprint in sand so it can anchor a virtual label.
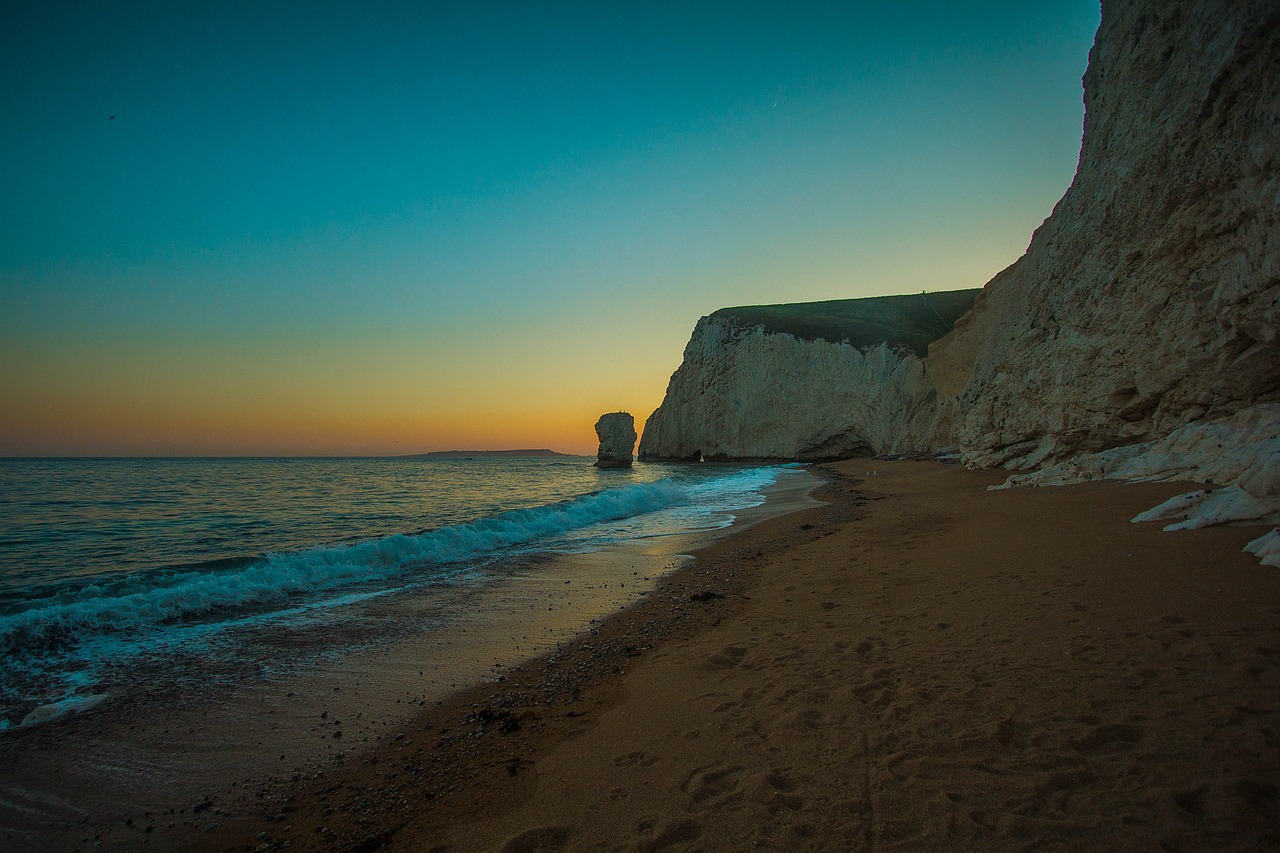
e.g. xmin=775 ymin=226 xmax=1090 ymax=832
xmin=737 ymin=717 xmax=773 ymax=742
xmin=637 ymin=817 xmax=703 ymax=851
xmin=613 ymin=750 xmax=658 ymax=768
xmin=853 ymin=638 xmax=884 ymax=660
xmin=1232 ymin=778 xmax=1279 ymax=818
xmin=1033 ymin=768 xmax=1097 ymax=798
xmin=1172 ymin=779 xmax=1278 ymax=822
xmin=707 ymin=645 xmax=749 ymax=668
xmin=682 ymin=763 xmax=746 ymax=810
xmin=764 ymin=769 xmax=797 ymax=792
xmin=757 ymin=768 xmax=805 ymax=812
xmin=852 ymin=669 xmax=898 ymax=708
xmin=1072 ymin=722 xmax=1143 ymax=753
xmin=499 ymin=824 xmax=572 ymax=853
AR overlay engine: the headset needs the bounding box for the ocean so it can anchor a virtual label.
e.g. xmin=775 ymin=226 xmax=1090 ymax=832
xmin=0 ymin=456 xmax=804 ymax=732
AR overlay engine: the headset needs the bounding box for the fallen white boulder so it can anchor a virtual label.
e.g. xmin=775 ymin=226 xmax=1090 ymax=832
xmin=992 ymin=403 xmax=1280 ymax=566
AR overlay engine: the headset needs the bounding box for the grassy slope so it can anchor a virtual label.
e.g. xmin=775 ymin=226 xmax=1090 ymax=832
xmin=709 ymin=289 xmax=979 ymax=357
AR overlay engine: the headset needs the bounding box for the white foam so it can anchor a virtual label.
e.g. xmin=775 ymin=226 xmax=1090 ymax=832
xmin=0 ymin=471 xmax=786 ymax=653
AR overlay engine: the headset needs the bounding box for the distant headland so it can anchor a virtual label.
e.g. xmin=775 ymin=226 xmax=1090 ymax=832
xmin=399 ymin=449 xmax=577 ymax=459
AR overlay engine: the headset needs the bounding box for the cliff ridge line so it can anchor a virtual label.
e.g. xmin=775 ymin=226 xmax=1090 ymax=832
xmin=637 ymin=289 xmax=979 ymax=462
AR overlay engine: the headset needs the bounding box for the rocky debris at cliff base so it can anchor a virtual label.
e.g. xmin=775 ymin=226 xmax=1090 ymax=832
xmin=1133 ymin=487 xmax=1276 ymax=530
xmin=594 ymin=412 xmax=637 ymax=469
xmin=992 ymin=403 xmax=1280 ymax=565
xmin=1244 ymin=529 xmax=1280 ymax=567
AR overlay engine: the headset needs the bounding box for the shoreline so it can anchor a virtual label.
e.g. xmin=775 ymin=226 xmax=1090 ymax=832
xmin=0 ymin=465 xmax=825 ymax=851
xmin=203 ymin=459 xmax=1280 ymax=852
xmin=189 ymin=465 xmax=846 ymax=852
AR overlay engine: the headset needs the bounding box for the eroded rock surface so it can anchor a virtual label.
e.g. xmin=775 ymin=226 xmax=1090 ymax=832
xmin=634 ymin=0 xmax=1278 ymax=562
xmin=638 ymin=292 xmax=977 ymax=462
xmin=640 ymin=0 xmax=1278 ymax=473
xmin=594 ymin=412 xmax=637 ymax=469
xmin=993 ymin=402 xmax=1280 ymax=564
xmin=931 ymin=0 xmax=1280 ymax=469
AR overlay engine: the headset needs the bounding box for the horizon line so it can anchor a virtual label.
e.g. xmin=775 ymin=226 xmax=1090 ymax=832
xmin=0 ymin=450 xmax=593 ymax=461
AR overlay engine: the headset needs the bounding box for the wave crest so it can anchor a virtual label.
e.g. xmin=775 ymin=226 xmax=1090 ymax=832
xmin=0 ymin=477 xmax=694 ymax=653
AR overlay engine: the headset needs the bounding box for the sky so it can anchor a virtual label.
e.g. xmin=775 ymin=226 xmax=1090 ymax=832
xmin=1 ymin=1 xmax=1101 ymax=457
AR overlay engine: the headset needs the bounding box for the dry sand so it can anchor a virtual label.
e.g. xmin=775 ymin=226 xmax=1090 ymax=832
xmin=207 ymin=460 xmax=1279 ymax=852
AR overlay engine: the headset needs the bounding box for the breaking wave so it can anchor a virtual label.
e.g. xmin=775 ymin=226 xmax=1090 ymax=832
xmin=0 ymin=473 xmax=756 ymax=654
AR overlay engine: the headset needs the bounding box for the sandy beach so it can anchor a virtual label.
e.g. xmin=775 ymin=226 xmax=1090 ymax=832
xmin=5 ymin=2 xmax=1274 ymax=850
xmin=186 ymin=460 xmax=1280 ymax=852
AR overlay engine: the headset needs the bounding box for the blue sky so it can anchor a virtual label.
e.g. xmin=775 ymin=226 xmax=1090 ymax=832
xmin=1 ymin=1 xmax=1101 ymax=455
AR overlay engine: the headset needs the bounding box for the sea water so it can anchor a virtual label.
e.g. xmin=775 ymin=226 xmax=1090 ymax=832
xmin=0 ymin=456 xmax=799 ymax=730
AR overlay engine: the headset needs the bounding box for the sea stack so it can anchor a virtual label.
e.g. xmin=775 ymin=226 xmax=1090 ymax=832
xmin=594 ymin=412 xmax=637 ymax=468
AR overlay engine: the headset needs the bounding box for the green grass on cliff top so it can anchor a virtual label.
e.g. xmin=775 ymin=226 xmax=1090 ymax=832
xmin=710 ymin=289 xmax=979 ymax=357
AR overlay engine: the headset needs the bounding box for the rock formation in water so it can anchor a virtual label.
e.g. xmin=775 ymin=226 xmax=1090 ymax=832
xmin=638 ymin=292 xmax=978 ymax=462
xmin=594 ymin=412 xmax=637 ymax=468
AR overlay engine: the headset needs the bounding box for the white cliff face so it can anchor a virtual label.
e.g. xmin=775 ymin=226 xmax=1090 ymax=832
xmin=637 ymin=0 xmax=1279 ymax=573
xmin=638 ymin=317 xmax=941 ymax=462
xmin=994 ymin=403 xmax=1280 ymax=499
xmin=932 ymin=1 xmax=1280 ymax=570
xmin=930 ymin=0 xmax=1280 ymax=469
xmin=643 ymin=3 xmax=1277 ymax=469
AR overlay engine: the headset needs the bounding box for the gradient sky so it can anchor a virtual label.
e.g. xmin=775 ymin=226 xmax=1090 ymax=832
xmin=1 ymin=1 xmax=1101 ymax=456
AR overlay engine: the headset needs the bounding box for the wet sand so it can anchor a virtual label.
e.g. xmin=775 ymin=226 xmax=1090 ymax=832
xmin=0 ymin=469 xmax=821 ymax=851
xmin=16 ymin=460 xmax=1280 ymax=851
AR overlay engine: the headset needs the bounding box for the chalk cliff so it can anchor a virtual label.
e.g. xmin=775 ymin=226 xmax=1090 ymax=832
xmin=637 ymin=0 xmax=1279 ymax=563
xmin=931 ymin=0 xmax=1280 ymax=469
xmin=641 ymin=0 xmax=1278 ymax=470
xmin=637 ymin=292 xmax=978 ymax=462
